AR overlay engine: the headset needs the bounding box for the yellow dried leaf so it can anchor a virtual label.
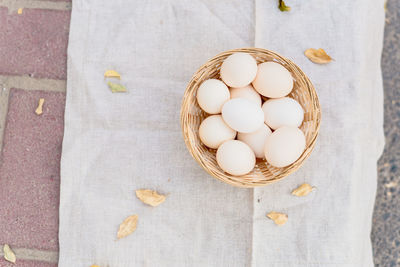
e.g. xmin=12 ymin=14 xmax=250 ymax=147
xmin=91 ymin=265 xmax=100 ymax=267
xmin=35 ymin=98 xmax=44 ymax=115
xmin=267 ymin=212 xmax=288 ymax=225
xmin=107 ymin=82 xmax=127 ymax=93
xmin=136 ymin=189 xmax=166 ymax=207
xmin=3 ymin=244 xmax=16 ymax=264
xmin=117 ymin=215 xmax=138 ymax=239
xmin=17 ymin=8 xmax=23 ymax=15
xmin=304 ymin=48 xmax=332 ymax=64
xmin=104 ymin=70 xmax=121 ymax=79
xmin=292 ymin=183 xmax=314 ymax=197
xmin=278 ymin=0 xmax=291 ymax=12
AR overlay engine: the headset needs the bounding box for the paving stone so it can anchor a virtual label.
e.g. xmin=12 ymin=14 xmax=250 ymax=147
xmin=0 ymin=8 xmax=70 ymax=79
xmin=0 ymin=89 xmax=65 ymax=251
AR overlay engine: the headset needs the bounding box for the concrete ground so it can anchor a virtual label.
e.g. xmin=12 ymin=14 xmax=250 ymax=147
xmin=0 ymin=0 xmax=397 ymax=266
xmin=371 ymin=1 xmax=400 ymax=266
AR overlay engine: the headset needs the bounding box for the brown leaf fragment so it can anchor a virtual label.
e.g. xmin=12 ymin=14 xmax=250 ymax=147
xmin=267 ymin=212 xmax=288 ymax=225
xmin=304 ymin=48 xmax=332 ymax=64
xmin=291 ymin=183 xmax=314 ymax=197
xmin=3 ymin=244 xmax=16 ymax=264
xmin=35 ymin=98 xmax=44 ymax=115
xmin=104 ymin=70 xmax=121 ymax=79
xmin=278 ymin=0 xmax=291 ymax=12
xmin=135 ymin=189 xmax=166 ymax=207
xmin=117 ymin=215 xmax=138 ymax=239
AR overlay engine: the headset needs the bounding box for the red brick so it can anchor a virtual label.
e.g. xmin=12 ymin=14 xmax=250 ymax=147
xmin=0 ymin=8 xmax=70 ymax=79
xmin=1 ymin=89 xmax=65 ymax=181
xmin=0 ymin=259 xmax=57 ymax=267
xmin=0 ymin=89 xmax=65 ymax=250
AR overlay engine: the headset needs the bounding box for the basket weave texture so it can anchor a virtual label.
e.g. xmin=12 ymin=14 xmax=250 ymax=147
xmin=180 ymin=48 xmax=321 ymax=188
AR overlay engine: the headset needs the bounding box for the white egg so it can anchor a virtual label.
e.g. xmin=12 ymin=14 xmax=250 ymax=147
xmin=222 ymin=98 xmax=264 ymax=133
xmin=220 ymin=53 xmax=258 ymax=88
xmin=197 ymin=79 xmax=230 ymax=114
xmin=262 ymin=97 xmax=304 ymax=130
xmin=230 ymin=85 xmax=262 ymax=106
xmin=216 ymin=140 xmax=256 ymax=176
xmin=264 ymin=127 xmax=306 ymax=168
xmin=238 ymin=124 xmax=272 ymax=158
xmin=199 ymin=115 xmax=236 ymax=149
xmin=252 ymin=62 xmax=293 ymax=98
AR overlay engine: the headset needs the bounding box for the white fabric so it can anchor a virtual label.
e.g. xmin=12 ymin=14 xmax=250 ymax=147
xmin=59 ymin=0 xmax=385 ymax=266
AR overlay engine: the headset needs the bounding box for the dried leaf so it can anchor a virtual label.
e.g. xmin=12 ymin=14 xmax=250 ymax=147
xmin=136 ymin=189 xmax=166 ymax=207
xmin=107 ymin=82 xmax=127 ymax=93
xmin=35 ymin=98 xmax=44 ymax=115
xmin=3 ymin=244 xmax=16 ymax=264
xmin=90 ymin=265 xmax=100 ymax=267
xmin=278 ymin=0 xmax=291 ymax=12
xmin=384 ymin=0 xmax=388 ymax=12
xmin=304 ymin=48 xmax=332 ymax=64
xmin=17 ymin=8 xmax=23 ymax=15
xmin=292 ymin=183 xmax=314 ymax=197
xmin=117 ymin=215 xmax=138 ymax=239
xmin=104 ymin=70 xmax=121 ymax=79
xmin=267 ymin=212 xmax=288 ymax=225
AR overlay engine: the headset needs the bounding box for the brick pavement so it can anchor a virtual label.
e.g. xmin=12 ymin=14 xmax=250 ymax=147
xmin=0 ymin=0 xmax=70 ymax=265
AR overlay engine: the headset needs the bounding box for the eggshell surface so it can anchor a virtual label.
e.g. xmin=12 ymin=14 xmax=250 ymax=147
xmin=216 ymin=140 xmax=256 ymax=176
xmin=264 ymin=127 xmax=306 ymax=168
xmin=222 ymin=98 xmax=265 ymax=133
xmin=220 ymin=53 xmax=258 ymax=88
xmin=238 ymin=124 xmax=272 ymax=158
xmin=262 ymin=97 xmax=304 ymax=130
xmin=230 ymin=85 xmax=262 ymax=106
xmin=197 ymin=79 xmax=230 ymax=114
xmin=252 ymin=62 xmax=293 ymax=98
xmin=199 ymin=115 xmax=236 ymax=149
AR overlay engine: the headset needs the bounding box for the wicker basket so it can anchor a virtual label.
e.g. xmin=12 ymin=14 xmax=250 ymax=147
xmin=180 ymin=48 xmax=321 ymax=188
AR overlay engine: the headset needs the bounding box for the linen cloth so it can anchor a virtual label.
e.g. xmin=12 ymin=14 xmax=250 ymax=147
xmin=59 ymin=0 xmax=385 ymax=266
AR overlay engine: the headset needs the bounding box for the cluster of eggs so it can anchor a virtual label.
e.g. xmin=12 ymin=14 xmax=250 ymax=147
xmin=197 ymin=53 xmax=306 ymax=176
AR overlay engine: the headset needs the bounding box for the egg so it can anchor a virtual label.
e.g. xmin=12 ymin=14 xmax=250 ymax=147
xmin=216 ymin=140 xmax=256 ymax=176
xmin=237 ymin=124 xmax=272 ymax=158
xmin=199 ymin=115 xmax=236 ymax=149
xmin=264 ymin=127 xmax=306 ymax=168
xmin=262 ymin=97 xmax=304 ymax=130
xmin=252 ymin=62 xmax=293 ymax=98
xmin=197 ymin=79 xmax=230 ymax=114
xmin=230 ymin=85 xmax=262 ymax=106
xmin=222 ymin=98 xmax=264 ymax=133
xmin=220 ymin=53 xmax=258 ymax=88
